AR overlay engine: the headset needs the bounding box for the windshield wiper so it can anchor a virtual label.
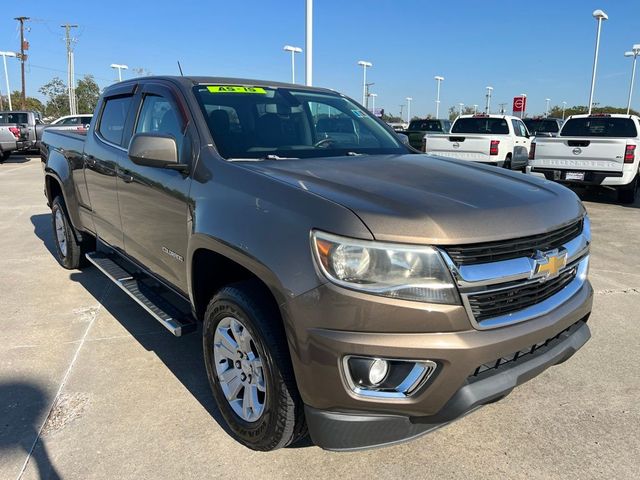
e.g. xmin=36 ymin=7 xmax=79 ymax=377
xmin=264 ymin=154 xmax=299 ymax=160
xmin=226 ymin=155 xmax=300 ymax=162
xmin=346 ymin=151 xmax=367 ymax=156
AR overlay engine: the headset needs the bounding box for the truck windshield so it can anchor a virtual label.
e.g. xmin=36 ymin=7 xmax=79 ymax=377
xmin=451 ymin=118 xmax=509 ymax=135
xmin=523 ymin=119 xmax=560 ymax=134
xmin=0 ymin=112 xmax=28 ymax=124
xmin=193 ymin=85 xmax=406 ymax=159
xmin=407 ymin=120 xmax=443 ymax=132
xmin=561 ymin=117 xmax=638 ymax=137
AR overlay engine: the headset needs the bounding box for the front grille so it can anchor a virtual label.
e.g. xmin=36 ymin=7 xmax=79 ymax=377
xmin=471 ymin=319 xmax=586 ymax=379
xmin=444 ymin=219 xmax=583 ymax=266
xmin=467 ymin=267 xmax=577 ymax=322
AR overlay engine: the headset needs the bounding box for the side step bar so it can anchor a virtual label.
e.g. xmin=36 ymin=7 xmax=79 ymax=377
xmin=85 ymin=252 xmax=197 ymax=336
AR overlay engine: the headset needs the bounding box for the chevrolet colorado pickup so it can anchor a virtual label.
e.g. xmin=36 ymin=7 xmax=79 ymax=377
xmin=424 ymin=114 xmax=532 ymax=170
xmin=41 ymin=76 xmax=593 ymax=451
xmin=529 ymin=113 xmax=640 ymax=204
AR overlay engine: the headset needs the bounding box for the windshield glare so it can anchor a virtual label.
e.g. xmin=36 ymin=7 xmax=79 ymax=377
xmin=193 ymin=85 xmax=405 ymax=159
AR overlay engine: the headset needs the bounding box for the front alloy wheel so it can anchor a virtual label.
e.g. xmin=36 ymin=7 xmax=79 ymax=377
xmin=213 ymin=316 xmax=266 ymax=422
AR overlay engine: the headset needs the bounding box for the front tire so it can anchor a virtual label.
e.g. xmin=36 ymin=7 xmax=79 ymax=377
xmin=51 ymin=196 xmax=82 ymax=269
xmin=617 ymin=175 xmax=638 ymax=204
xmin=203 ymin=280 xmax=306 ymax=451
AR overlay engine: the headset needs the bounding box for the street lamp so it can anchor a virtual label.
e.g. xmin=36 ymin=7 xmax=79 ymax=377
xmin=473 ymin=104 xmax=478 ymax=114
xmin=485 ymin=86 xmax=493 ymax=114
xmin=357 ymin=60 xmax=372 ymax=107
xmin=110 ymin=63 xmax=128 ymax=82
xmin=283 ymin=45 xmax=303 ymax=84
xmin=624 ymin=44 xmax=640 ymax=114
xmin=0 ymin=51 xmax=17 ymax=110
xmin=369 ymin=92 xmax=377 ymax=113
xmin=434 ymin=75 xmax=444 ymax=118
xmin=562 ymin=101 xmax=567 ymax=119
xmin=588 ymin=9 xmax=608 ymax=114
xmin=545 ymin=98 xmax=551 ymax=117
xmin=406 ymin=97 xmax=412 ymax=122
xmin=458 ymin=102 xmax=464 ymax=117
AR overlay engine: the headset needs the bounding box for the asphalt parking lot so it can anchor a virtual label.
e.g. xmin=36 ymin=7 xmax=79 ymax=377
xmin=1 ymin=156 xmax=639 ymax=480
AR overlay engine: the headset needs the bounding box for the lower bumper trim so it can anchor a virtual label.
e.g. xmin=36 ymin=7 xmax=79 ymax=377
xmin=306 ymin=320 xmax=590 ymax=451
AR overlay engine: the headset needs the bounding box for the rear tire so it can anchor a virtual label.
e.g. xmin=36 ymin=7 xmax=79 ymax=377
xmin=617 ymin=175 xmax=638 ymax=204
xmin=503 ymin=155 xmax=512 ymax=170
xmin=0 ymin=150 xmax=9 ymax=162
xmin=203 ymin=280 xmax=307 ymax=451
xmin=51 ymin=196 xmax=82 ymax=269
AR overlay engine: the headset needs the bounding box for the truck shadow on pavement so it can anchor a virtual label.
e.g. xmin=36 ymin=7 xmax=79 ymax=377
xmin=572 ymin=186 xmax=640 ymax=208
xmin=0 ymin=382 xmax=62 ymax=479
xmin=1 ymin=155 xmax=32 ymax=165
xmin=29 ymin=213 xmax=313 ymax=450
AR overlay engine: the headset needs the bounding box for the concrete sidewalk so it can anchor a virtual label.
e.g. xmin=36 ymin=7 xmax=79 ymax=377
xmin=1 ymin=157 xmax=638 ymax=479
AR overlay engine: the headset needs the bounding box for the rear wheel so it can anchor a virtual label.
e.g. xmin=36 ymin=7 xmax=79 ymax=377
xmin=503 ymin=154 xmax=512 ymax=170
xmin=203 ymin=280 xmax=306 ymax=451
xmin=0 ymin=150 xmax=9 ymax=162
xmin=51 ymin=196 xmax=83 ymax=269
xmin=617 ymin=175 xmax=638 ymax=204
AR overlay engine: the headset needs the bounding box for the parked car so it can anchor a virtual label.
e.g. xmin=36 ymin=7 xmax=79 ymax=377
xmin=403 ymin=118 xmax=451 ymax=150
xmin=387 ymin=121 xmax=408 ymax=132
xmin=42 ymin=76 xmax=592 ymax=451
xmin=0 ymin=125 xmax=22 ymax=161
xmin=529 ymin=113 xmax=640 ymax=203
xmin=523 ymin=117 xmax=564 ymax=137
xmin=424 ymin=114 xmax=531 ymax=170
xmin=0 ymin=110 xmax=46 ymax=151
xmin=46 ymin=114 xmax=93 ymax=133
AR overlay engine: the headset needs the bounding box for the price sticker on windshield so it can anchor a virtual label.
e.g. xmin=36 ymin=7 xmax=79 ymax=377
xmin=207 ymin=86 xmax=267 ymax=94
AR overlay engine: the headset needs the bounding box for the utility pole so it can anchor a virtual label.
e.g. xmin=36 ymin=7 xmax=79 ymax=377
xmin=14 ymin=17 xmax=30 ymax=109
xmin=61 ymin=24 xmax=78 ymax=115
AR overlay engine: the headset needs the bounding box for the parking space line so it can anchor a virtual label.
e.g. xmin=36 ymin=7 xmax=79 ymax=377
xmin=15 ymin=284 xmax=113 ymax=480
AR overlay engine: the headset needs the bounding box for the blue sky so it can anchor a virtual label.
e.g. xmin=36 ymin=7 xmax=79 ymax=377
xmin=1 ymin=0 xmax=639 ymax=117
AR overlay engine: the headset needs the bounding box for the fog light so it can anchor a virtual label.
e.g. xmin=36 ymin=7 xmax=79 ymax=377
xmin=368 ymin=358 xmax=389 ymax=385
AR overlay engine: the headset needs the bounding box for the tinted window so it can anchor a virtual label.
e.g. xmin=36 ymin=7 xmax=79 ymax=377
xmin=0 ymin=112 xmax=28 ymax=124
xmin=452 ymin=117 xmax=509 ymax=134
xmin=561 ymin=117 xmax=637 ymax=137
xmin=407 ymin=120 xmax=443 ymax=132
xmin=135 ymin=94 xmax=184 ymax=152
xmin=98 ymin=96 xmax=132 ymax=146
xmin=523 ymin=119 xmax=560 ymax=134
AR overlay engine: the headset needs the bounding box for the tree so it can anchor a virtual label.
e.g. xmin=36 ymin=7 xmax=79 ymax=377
xmin=39 ymin=77 xmax=69 ymax=118
xmin=76 ymin=75 xmax=100 ymax=114
xmin=448 ymin=105 xmax=476 ymax=121
xmin=548 ymin=104 xmax=639 ymax=119
xmin=0 ymin=92 xmax=44 ymax=113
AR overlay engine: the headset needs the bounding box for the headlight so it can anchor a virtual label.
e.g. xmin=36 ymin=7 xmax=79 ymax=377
xmin=312 ymin=231 xmax=460 ymax=304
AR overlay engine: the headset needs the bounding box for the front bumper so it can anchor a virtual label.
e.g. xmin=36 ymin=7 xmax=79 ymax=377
xmin=305 ymin=319 xmax=590 ymax=450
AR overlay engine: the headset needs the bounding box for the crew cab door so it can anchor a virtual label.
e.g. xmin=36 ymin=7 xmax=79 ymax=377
xmin=511 ymin=119 xmax=531 ymax=168
xmin=117 ymin=82 xmax=194 ymax=291
xmin=83 ymin=86 xmax=136 ymax=250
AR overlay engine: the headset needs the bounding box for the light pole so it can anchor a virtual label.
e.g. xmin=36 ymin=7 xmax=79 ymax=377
xmin=545 ymin=98 xmax=551 ymax=117
xmin=624 ymin=44 xmax=640 ymax=114
xmin=357 ymin=60 xmax=372 ymax=107
xmin=434 ymin=75 xmax=444 ymax=118
xmin=562 ymin=101 xmax=567 ymax=119
xmin=0 ymin=51 xmax=17 ymax=110
xmin=369 ymin=93 xmax=377 ymax=113
xmin=110 ymin=63 xmax=128 ymax=82
xmin=283 ymin=45 xmax=303 ymax=84
xmin=305 ymin=0 xmax=313 ymax=86
xmin=459 ymin=103 xmax=464 ymax=117
xmin=406 ymin=97 xmax=412 ymax=122
xmin=473 ymin=104 xmax=478 ymax=114
xmin=588 ymin=9 xmax=608 ymax=114
xmin=485 ymin=86 xmax=493 ymax=114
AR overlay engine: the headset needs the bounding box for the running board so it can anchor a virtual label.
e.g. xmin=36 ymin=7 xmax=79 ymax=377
xmin=85 ymin=252 xmax=196 ymax=336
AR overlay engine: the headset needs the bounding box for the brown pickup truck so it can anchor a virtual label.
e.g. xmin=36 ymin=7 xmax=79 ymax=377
xmin=41 ymin=76 xmax=592 ymax=451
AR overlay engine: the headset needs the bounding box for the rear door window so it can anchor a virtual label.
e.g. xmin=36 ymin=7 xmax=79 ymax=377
xmin=98 ymin=96 xmax=133 ymax=146
xmin=561 ymin=117 xmax=638 ymax=137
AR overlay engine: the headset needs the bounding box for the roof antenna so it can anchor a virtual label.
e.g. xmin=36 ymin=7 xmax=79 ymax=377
xmin=177 ymin=60 xmax=184 ymax=76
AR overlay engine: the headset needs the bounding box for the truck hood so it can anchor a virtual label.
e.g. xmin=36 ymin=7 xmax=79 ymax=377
xmin=241 ymin=154 xmax=584 ymax=244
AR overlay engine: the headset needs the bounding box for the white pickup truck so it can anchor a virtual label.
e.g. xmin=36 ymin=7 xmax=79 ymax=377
xmin=0 ymin=125 xmax=21 ymax=162
xmin=423 ymin=114 xmax=531 ymax=170
xmin=528 ymin=114 xmax=640 ymax=203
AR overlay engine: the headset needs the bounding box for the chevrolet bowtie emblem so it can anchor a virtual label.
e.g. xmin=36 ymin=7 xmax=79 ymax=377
xmin=532 ymin=249 xmax=568 ymax=280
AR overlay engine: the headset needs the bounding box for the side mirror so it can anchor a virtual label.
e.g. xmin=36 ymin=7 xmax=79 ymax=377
xmin=128 ymin=133 xmax=182 ymax=169
xmin=397 ymin=133 xmax=410 ymax=146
